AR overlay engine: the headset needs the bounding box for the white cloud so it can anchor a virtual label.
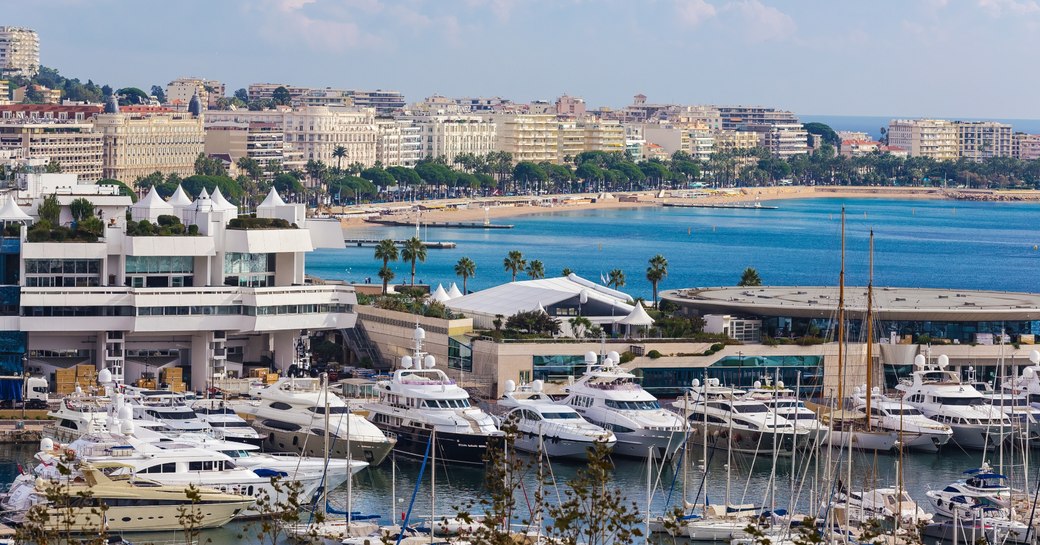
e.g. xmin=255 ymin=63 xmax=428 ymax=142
xmin=978 ymin=0 xmax=1040 ymax=16
xmin=675 ymin=0 xmax=718 ymax=27
xmin=727 ymin=0 xmax=796 ymax=42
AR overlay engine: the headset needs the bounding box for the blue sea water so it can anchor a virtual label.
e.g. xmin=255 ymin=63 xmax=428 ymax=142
xmin=802 ymin=114 xmax=1040 ymax=140
xmin=307 ymin=198 xmax=1040 ymax=299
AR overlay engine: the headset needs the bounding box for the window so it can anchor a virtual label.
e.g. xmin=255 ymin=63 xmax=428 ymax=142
xmin=26 ymin=259 xmax=101 ymax=287
xmin=224 ymin=252 xmax=275 ymax=287
xmin=269 ymin=402 xmax=292 ymax=410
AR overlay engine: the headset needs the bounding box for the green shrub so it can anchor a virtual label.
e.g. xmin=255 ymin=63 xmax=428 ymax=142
xmin=647 ymin=349 xmax=662 ymax=359
xmin=227 ymin=216 xmax=294 ymax=230
xmin=619 ymin=351 xmax=635 ymax=364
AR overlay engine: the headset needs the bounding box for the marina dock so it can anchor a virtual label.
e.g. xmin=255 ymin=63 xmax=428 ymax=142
xmin=344 ymin=238 xmax=457 ymax=249
xmin=663 ymin=202 xmax=779 ymax=210
xmin=365 ymin=219 xmax=514 ymax=229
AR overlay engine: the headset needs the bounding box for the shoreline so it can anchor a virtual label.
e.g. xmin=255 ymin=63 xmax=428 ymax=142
xmin=334 ymin=185 xmax=1040 ymax=230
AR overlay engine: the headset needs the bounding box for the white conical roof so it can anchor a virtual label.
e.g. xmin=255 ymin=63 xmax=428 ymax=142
xmin=167 ymin=185 xmax=192 ymax=208
xmin=447 ymin=282 xmax=463 ymax=299
xmin=197 ymin=187 xmax=210 ymax=200
xmin=431 ymin=284 xmax=450 ymax=303
xmin=535 ymin=301 xmax=547 ymax=314
xmin=617 ymin=303 xmax=654 ymax=326
xmin=210 ymin=186 xmax=237 ymax=212
xmin=132 ymin=186 xmax=174 ymax=212
xmin=259 ymin=188 xmax=286 ymax=208
xmin=0 ymin=196 xmax=31 ymax=222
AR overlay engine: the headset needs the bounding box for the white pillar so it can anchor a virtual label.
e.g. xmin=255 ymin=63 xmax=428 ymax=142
xmin=272 ymin=330 xmax=296 ymax=372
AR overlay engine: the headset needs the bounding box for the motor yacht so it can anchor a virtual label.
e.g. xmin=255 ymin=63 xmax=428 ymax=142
xmin=499 ymin=379 xmax=615 ymax=459
xmin=851 ymin=386 xmax=952 ymax=452
xmin=190 ymin=398 xmax=262 ymax=444
xmin=740 ymin=381 xmax=828 ymax=446
xmin=831 ymin=487 xmax=932 ymax=526
xmin=362 ymin=327 xmax=501 ymax=465
xmin=559 ymin=351 xmax=685 ymax=459
xmin=240 ymin=376 xmax=395 ymax=465
xmin=1 ymin=461 xmax=251 ymax=533
xmin=45 ymin=394 xmax=113 ymax=443
xmin=123 ymin=386 xmax=212 ymax=434
xmin=895 ymin=354 xmax=1013 ymax=450
xmin=925 ymin=463 xmax=1012 ymax=518
xmin=672 ymin=378 xmax=808 ymax=455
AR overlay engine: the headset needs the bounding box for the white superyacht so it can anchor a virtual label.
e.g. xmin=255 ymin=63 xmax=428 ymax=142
xmin=499 ymin=379 xmax=616 ymax=459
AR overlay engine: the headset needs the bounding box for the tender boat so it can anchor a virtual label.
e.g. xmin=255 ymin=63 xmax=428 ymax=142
xmin=362 ymin=326 xmax=502 ymax=465
xmin=559 ymin=351 xmax=685 ymax=459
xmin=895 ymin=355 xmax=1013 ymax=450
xmin=498 ymin=379 xmax=616 ymax=459
xmin=45 ymin=395 xmax=112 ymax=443
xmin=831 ymin=486 xmax=932 ymax=526
xmin=240 ymin=376 xmax=395 ymax=465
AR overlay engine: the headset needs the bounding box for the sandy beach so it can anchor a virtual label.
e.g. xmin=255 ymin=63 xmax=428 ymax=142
xmin=333 ymin=185 xmax=1040 ymax=229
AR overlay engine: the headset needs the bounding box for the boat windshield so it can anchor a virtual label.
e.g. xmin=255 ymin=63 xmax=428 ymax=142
xmin=145 ymin=409 xmax=199 ymax=421
xmin=886 ymin=407 xmax=922 ymax=416
xmin=935 ymin=396 xmax=982 ymax=406
xmin=605 ymin=400 xmax=660 ymax=410
xmin=734 ymin=403 xmax=769 ymax=414
xmin=421 ymin=398 xmax=471 ymax=409
xmin=986 ymin=397 xmax=1030 ymax=407
xmin=209 ymin=421 xmax=252 ymax=427
xmin=307 ymin=406 xmax=352 ymax=414
xmin=194 ymin=407 xmax=236 ymax=415
xmin=541 ymin=412 xmax=581 ymax=420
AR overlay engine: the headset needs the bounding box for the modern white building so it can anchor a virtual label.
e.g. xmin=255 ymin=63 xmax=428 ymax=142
xmin=0 ymin=27 xmax=39 ymax=78
xmin=0 ymin=186 xmax=355 ymax=390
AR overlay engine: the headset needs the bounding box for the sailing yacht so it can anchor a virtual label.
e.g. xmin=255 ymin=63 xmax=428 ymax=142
xmin=241 ymin=376 xmax=395 ymax=465
xmin=499 ymin=379 xmax=616 ymax=459
xmin=895 ymin=355 xmax=1013 ymax=450
xmin=1 ymin=461 xmax=251 ymax=532
xmin=362 ymin=326 xmax=502 ymax=465
xmin=559 ymin=351 xmax=685 ymax=459
xmin=671 ymin=378 xmax=808 ymax=455
xmin=850 ymin=386 xmax=953 ymax=452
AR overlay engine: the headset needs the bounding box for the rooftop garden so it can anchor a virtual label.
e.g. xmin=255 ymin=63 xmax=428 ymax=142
xmin=126 ymin=214 xmax=199 ymax=236
xmin=227 ymin=216 xmax=296 ymax=230
xmin=358 ymin=287 xmax=464 ymax=320
xmin=26 ymin=196 xmax=102 ymax=243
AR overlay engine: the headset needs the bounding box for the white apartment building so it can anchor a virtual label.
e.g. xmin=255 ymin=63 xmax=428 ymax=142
xmin=398 ymin=121 xmax=423 ymax=167
xmin=166 ymin=78 xmax=225 ymax=109
xmin=688 ymin=130 xmax=715 ymax=162
xmin=0 ymin=120 xmax=103 ymax=182
xmin=407 ymin=115 xmax=497 ymax=163
xmin=375 ymin=119 xmax=402 ymax=167
xmin=886 ymin=119 xmax=959 ymax=160
xmin=957 ymin=121 xmax=1012 ymax=161
xmin=0 ymin=27 xmax=39 ymax=78
xmin=204 ymin=121 xmax=285 ymax=179
xmin=1013 ymin=133 xmax=1040 ymax=161
xmin=581 ymin=121 xmax=625 ymax=156
xmin=0 ymin=185 xmax=354 ymax=389
xmin=489 ymin=114 xmax=557 ymax=163
xmin=747 ymin=123 xmax=809 ymax=158
xmin=93 ymin=104 xmax=205 ymax=183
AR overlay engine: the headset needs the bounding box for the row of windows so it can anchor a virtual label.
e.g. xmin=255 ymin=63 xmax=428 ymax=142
xmin=224 ymin=252 xmax=274 ymax=274
xmin=126 ymin=256 xmax=193 ymax=274
xmin=26 ymin=276 xmax=100 ymax=287
xmin=26 ymin=259 xmax=101 ymax=275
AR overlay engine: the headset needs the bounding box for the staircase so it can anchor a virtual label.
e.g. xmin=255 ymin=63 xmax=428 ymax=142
xmin=340 ymin=324 xmax=386 ymax=370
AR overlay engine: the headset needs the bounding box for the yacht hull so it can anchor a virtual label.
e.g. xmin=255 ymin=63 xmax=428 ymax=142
xmin=6 ymin=500 xmax=251 ymax=533
xmin=373 ymin=423 xmax=500 ymax=465
xmin=611 ymin=428 xmax=684 ymax=459
xmin=903 ymin=430 xmax=952 ymax=452
xmin=513 ymin=432 xmax=614 ymax=460
xmin=259 ymin=425 xmax=394 ymax=466
xmin=685 ymin=519 xmax=752 ymax=541
xmin=825 ymin=429 xmax=902 ymax=451
xmin=949 ymin=424 xmax=1009 ymax=450
xmin=687 ymin=425 xmax=804 ymax=455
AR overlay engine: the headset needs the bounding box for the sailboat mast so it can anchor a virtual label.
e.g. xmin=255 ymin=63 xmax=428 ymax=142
xmin=865 ymin=230 xmax=874 ymax=430
xmin=836 ymin=208 xmax=846 ymax=405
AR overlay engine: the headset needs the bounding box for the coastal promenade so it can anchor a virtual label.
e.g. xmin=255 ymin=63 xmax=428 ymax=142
xmin=331 ymin=185 xmax=1040 ymax=229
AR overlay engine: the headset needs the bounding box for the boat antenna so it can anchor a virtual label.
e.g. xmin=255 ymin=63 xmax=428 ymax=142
xmin=836 ymin=207 xmax=846 ymax=406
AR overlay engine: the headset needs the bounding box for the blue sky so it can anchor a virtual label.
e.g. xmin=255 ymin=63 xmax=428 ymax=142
xmin=7 ymin=0 xmax=1040 ymax=119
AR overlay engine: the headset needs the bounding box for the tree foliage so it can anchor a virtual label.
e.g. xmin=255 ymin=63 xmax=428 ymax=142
xmin=738 ymin=267 xmax=763 ymax=286
xmin=505 ymin=310 xmax=561 ymax=336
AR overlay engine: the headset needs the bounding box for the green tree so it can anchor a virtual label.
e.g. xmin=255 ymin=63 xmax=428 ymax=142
xmin=37 ymin=194 xmax=60 ymax=225
xmin=360 ymin=166 xmax=395 ymax=190
xmin=526 ymin=259 xmax=545 ymax=279
xmin=506 ymin=310 xmax=561 ymax=335
xmin=503 ymin=250 xmax=526 ymax=282
xmin=150 ymin=84 xmax=166 ymax=103
xmin=69 ymin=197 xmax=94 ymax=222
xmin=803 ymin=122 xmax=840 ymax=147
xmin=273 ymin=173 xmax=305 ymax=197
xmin=738 ymin=267 xmax=763 ymax=286
xmin=646 ymin=254 xmax=668 ymax=309
xmin=374 ymin=239 xmax=399 ymax=294
xmin=454 ymin=256 xmax=476 ymax=294
xmin=562 ymin=267 xmax=574 ymax=276
xmin=115 ymin=87 xmax=150 ymax=105
xmin=401 ymin=237 xmax=427 ymax=286
xmin=193 ymin=153 xmax=228 ymax=177
xmin=271 ymin=86 xmax=291 ymax=106
xmin=607 ymin=268 xmax=626 ymax=289
xmin=44 ymin=159 xmax=62 ymax=173
xmin=97 ymin=179 xmax=137 ymax=202
xmin=234 ymin=88 xmax=249 ymax=102
xmin=569 ymin=316 xmax=593 ymax=338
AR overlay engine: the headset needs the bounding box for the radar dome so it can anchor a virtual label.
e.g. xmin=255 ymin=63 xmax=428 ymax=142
xmin=413 ymin=327 xmax=426 ymax=341
xmin=584 ymin=351 xmax=598 ymax=364
xmin=1031 ymin=350 xmax=1040 ymax=364
xmin=121 ymin=420 xmax=135 ymax=435
xmin=937 ymin=354 xmax=950 ymax=368
xmin=914 ymin=354 xmax=926 ymax=367
xmin=776 ymin=381 xmax=784 ymax=389
xmin=607 ymin=351 xmax=620 ymax=363
xmin=40 ymin=438 xmax=54 ymax=452
xmin=401 ymin=356 xmax=413 ymax=369
xmin=691 ymin=378 xmax=700 ymax=388
xmin=117 ymin=405 xmax=133 ymax=421
xmin=753 ymin=380 xmax=762 ymax=389
xmin=532 ymin=380 xmax=544 ymax=393
xmin=579 ymin=289 xmax=589 ymax=304
xmin=1025 ymin=367 xmax=1036 ymax=379
xmin=504 ymin=380 xmax=516 ymax=393
xmin=98 ymin=369 xmax=112 ymax=384
xmin=423 ymin=354 xmax=436 ymax=368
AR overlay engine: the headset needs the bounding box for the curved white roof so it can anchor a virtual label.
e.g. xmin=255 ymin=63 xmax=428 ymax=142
xmin=447 ymin=274 xmax=634 ymax=318
xmin=167 ymin=185 xmax=192 ymax=208
xmin=0 ymin=196 xmax=31 ymax=222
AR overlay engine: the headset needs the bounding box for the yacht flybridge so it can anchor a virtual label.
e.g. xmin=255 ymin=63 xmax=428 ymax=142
xmin=896 ymin=354 xmax=1013 ymax=450
xmin=362 ymin=326 xmax=502 ymax=465
xmin=560 ymin=351 xmax=685 ymax=459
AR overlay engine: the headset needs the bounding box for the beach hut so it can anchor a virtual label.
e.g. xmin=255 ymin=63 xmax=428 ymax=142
xmin=616 ymin=303 xmax=654 ymax=338
xmin=447 ymin=283 xmax=464 ymax=299
xmin=130 ymin=186 xmax=174 ymax=222
xmin=431 ymin=284 xmax=450 ymax=303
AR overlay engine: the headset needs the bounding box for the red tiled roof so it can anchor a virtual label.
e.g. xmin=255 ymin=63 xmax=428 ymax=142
xmin=0 ymin=104 xmax=103 ymax=114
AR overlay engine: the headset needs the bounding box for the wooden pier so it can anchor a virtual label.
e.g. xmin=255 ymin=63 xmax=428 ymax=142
xmin=344 ymin=239 xmax=457 ymax=249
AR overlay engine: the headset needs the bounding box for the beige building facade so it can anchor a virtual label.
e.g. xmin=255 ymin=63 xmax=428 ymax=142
xmin=0 ymin=121 xmax=103 ymax=181
xmin=886 ymin=119 xmax=958 ymax=160
xmin=1013 ymin=132 xmax=1040 ymax=161
xmin=0 ymin=27 xmax=39 ymax=78
xmin=957 ymin=121 xmax=1012 ymax=161
xmin=405 ymin=115 xmax=497 ymax=164
xmin=94 ymin=111 xmax=205 ymax=183
xmin=490 ymin=114 xmax=558 ymax=163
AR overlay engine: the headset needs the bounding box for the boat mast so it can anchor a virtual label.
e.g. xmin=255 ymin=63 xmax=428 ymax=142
xmin=865 ymin=230 xmax=874 ymax=430
xmin=836 ymin=208 xmax=846 ymax=406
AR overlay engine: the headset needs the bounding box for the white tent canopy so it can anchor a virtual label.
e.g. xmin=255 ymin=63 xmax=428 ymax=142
xmin=447 ymin=283 xmax=464 ymax=299
xmin=167 ymin=185 xmax=192 ymax=209
xmin=431 ymin=284 xmax=450 ymax=303
xmin=210 ymin=187 xmax=237 ymax=213
xmin=258 ymin=188 xmax=286 ymax=209
xmin=131 ymin=186 xmax=174 ymax=222
xmin=0 ymin=196 xmax=32 ymax=223
xmin=616 ymin=303 xmax=654 ymax=326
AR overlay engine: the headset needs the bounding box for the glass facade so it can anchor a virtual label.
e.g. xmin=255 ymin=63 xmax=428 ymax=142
xmin=25 ymin=259 xmax=101 ymax=287
xmin=224 ymin=253 xmax=275 ymax=287
xmin=636 ymin=355 xmax=824 ymax=398
xmin=448 ymin=337 xmax=472 ymax=372
xmin=761 ymin=316 xmax=1040 ymax=344
xmin=126 ymin=256 xmax=194 ymax=288
xmin=532 ymin=355 xmax=588 ymax=381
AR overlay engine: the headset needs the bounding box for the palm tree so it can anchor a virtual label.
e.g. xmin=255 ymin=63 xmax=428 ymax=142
xmin=526 ymin=259 xmax=545 ymax=279
xmin=454 ymin=257 xmax=476 ymax=294
xmin=503 ymin=250 xmax=526 ymax=282
xmin=738 ymin=267 xmax=762 ymax=287
xmin=401 ymin=237 xmax=427 ymax=286
xmin=645 ymin=254 xmax=668 ymax=308
xmin=374 ymin=239 xmax=399 ymax=294
xmin=332 ymin=146 xmax=347 ymax=172
xmin=561 ymin=268 xmax=574 ymax=277
xmin=607 ymin=268 xmax=626 ymax=290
